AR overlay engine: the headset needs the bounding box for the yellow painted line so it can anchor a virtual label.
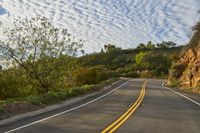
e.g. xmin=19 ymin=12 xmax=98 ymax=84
xmin=101 ymin=81 xmax=147 ymax=133
xmin=101 ymin=84 xmax=144 ymax=133
xmin=109 ymin=85 xmax=146 ymax=132
xmin=102 ymin=81 xmax=147 ymax=133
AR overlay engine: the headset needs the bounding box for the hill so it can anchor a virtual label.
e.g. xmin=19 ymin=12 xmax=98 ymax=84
xmin=79 ymin=43 xmax=183 ymax=78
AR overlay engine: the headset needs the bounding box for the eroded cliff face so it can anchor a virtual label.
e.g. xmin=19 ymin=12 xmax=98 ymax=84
xmin=169 ymin=22 xmax=200 ymax=94
xmin=178 ymin=48 xmax=200 ymax=89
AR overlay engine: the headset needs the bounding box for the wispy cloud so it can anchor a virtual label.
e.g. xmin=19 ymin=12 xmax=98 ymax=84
xmin=0 ymin=0 xmax=199 ymax=53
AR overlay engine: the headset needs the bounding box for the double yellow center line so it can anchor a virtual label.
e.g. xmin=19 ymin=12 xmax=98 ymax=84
xmin=101 ymin=81 xmax=148 ymax=133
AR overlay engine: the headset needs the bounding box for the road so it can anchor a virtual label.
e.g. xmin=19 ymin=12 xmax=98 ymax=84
xmin=0 ymin=79 xmax=200 ymax=133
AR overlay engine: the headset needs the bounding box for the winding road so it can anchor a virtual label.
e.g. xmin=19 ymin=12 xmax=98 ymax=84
xmin=0 ymin=79 xmax=200 ymax=133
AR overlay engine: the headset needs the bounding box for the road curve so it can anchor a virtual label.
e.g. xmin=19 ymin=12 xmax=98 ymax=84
xmin=0 ymin=79 xmax=200 ymax=133
xmin=116 ymin=80 xmax=200 ymax=133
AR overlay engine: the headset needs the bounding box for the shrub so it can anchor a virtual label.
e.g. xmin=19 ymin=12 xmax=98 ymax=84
xmin=26 ymin=95 xmax=44 ymax=105
xmin=0 ymin=69 xmax=33 ymax=100
xmin=140 ymin=71 xmax=153 ymax=78
xmin=168 ymin=78 xmax=180 ymax=87
xmin=168 ymin=63 xmax=186 ymax=82
xmin=72 ymin=66 xmax=117 ymax=85
xmin=121 ymin=72 xmax=139 ymax=78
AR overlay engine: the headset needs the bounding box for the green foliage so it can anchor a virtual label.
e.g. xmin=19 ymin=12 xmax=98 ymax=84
xmin=168 ymin=78 xmax=180 ymax=87
xmin=72 ymin=66 xmax=118 ymax=85
xmin=104 ymin=44 xmax=121 ymax=53
xmin=0 ymin=69 xmax=34 ymax=99
xmin=0 ymin=42 xmax=180 ymax=101
xmin=0 ymin=16 xmax=83 ymax=94
xmin=146 ymin=41 xmax=156 ymax=49
xmin=168 ymin=53 xmax=180 ymax=63
xmin=0 ymin=16 xmax=181 ymax=103
xmin=134 ymin=51 xmax=171 ymax=77
xmin=170 ymin=63 xmax=186 ymax=78
xmin=121 ymin=72 xmax=139 ymax=78
xmin=26 ymin=95 xmax=44 ymax=105
xmin=186 ymin=21 xmax=200 ymax=53
xmin=134 ymin=52 xmax=147 ymax=65
xmin=116 ymin=65 xmax=139 ymax=78
xmin=156 ymin=41 xmax=177 ymax=48
xmin=93 ymin=78 xmax=118 ymax=90
xmin=79 ymin=48 xmax=133 ymax=69
xmin=136 ymin=41 xmax=177 ymax=50
xmin=139 ymin=71 xmax=154 ymax=78
xmin=168 ymin=62 xmax=186 ymax=87
xmin=136 ymin=43 xmax=146 ymax=49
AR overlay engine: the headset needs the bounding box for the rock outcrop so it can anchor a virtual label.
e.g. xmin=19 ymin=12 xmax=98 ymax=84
xmin=178 ymin=48 xmax=200 ymax=88
xmin=169 ymin=22 xmax=200 ymax=94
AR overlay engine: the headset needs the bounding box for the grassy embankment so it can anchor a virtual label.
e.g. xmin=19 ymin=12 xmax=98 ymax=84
xmin=0 ymin=78 xmax=118 ymax=120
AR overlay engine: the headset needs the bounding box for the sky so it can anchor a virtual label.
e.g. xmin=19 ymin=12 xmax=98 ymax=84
xmin=0 ymin=0 xmax=200 ymax=53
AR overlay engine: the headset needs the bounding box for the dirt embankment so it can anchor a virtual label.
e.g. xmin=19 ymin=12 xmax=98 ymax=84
xmin=179 ymin=49 xmax=200 ymax=88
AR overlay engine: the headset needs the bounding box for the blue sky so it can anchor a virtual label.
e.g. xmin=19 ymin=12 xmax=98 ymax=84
xmin=0 ymin=0 xmax=200 ymax=53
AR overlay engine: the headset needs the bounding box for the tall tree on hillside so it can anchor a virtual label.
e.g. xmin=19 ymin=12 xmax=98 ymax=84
xmin=136 ymin=43 xmax=146 ymax=49
xmin=104 ymin=44 xmax=117 ymax=53
xmin=188 ymin=22 xmax=200 ymax=52
xmin=156 ymin=41 xmax=177 ymax=48
xmin=146 ymin=41 xmax=156 ymax=49
xmin=0 ymin=16 xmax=83 ymax=93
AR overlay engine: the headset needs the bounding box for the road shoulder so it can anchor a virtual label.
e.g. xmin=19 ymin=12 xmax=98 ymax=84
xmin=163 ymin=82 xmax=200 ymax=104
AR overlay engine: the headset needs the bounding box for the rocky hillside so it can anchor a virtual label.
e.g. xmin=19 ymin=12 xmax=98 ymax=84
xmin=169 ymin=22 xmax=200 ymax=94
xmin=178 ymin=49 xmax=200 ymax=87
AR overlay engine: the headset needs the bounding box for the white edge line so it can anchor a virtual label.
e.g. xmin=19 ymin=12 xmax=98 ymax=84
xmin=4 ymin=80 xmax=131 ymax=133
xmin=162 ymin=82 xmax=200 ymax=106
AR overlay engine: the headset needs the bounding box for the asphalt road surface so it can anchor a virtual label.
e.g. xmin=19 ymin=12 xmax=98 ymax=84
xmin=0 ymin=79 xmax=200 ymax=133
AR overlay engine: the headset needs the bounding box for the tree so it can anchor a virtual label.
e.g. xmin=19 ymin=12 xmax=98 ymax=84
xmin=0 ymin=16 xmax=83 ymax=93
xmin=146 ymin=41 xmax=155 ymax=49
xmin=104 ymin=44 xmax=115 ymax=52
xmin=134 ymin=52 xmax=171 ymax=76
xmin=187 ymin=21 xmax=200 ymax=53
xmin=136 ymin=43 xmax=146 ymax=49
xmin=136 ymin=42 xmax=156 ymax=49
xmin=156 ymin=41 xmax=177 ymax=48
xmin=134 ymin=52 xmax=147 ymax=66
xmin=104 ymin=44 xmax=120 ymax=53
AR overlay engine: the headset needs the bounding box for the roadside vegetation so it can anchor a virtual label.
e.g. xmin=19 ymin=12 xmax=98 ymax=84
xmin=0 ymin=16 xmax=182 ymax=119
